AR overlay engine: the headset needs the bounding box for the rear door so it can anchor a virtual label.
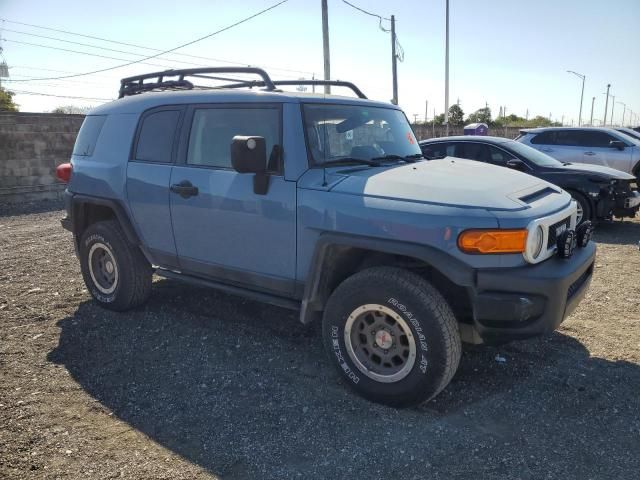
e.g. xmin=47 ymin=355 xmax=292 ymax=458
xmin=126 ymin=106 xmax=183 ymax=268
xmin=578 ymin=130 xmax=634 ymax=173
xmin=530 ymin=130 xmax=582 ymax=163
xmin=169 ymin=103 xmax=297 ymax=295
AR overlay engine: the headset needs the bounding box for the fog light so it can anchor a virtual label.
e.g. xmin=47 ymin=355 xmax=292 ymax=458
xmin=576 ymin=221 xmax=593 ymax=248
xmin=557 ymin=230 xmax=577 ymax=258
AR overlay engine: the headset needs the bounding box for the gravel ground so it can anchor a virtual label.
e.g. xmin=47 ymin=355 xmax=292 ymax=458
xmin=1 ymin=202 xmax=639 ymax=479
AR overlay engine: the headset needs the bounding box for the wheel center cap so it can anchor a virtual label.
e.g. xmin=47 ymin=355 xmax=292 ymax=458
xmin=105 ymin=261 xmax=114 ymax=274
xmin=375 ymin=330 xmax=393 ymax=349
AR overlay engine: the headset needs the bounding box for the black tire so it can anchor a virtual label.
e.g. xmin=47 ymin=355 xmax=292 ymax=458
xmin=568 ymin=190 xmax=592 ymax=226
xmin=322 ymin=267 xmax=461 ymax=407
xmin=79 ymin=220 xmax=152 ymax=311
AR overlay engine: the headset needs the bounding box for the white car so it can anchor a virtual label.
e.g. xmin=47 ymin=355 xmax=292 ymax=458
xmin=516 ymin=127 xmax=640 ymax=180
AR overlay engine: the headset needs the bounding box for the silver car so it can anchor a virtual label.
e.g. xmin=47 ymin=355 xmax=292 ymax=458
xmin=516 ymin=127 xmax=640 ymax=179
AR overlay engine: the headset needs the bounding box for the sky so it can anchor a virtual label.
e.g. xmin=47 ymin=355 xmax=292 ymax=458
xmin=1 ymin=0 xmax=639 ymax=126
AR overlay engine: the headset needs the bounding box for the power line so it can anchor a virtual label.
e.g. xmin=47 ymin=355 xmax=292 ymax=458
xmin=3 ymin=39 xmax=179 ymax=71
xmin=5 ymin=0 xmax=290 ymax=82
xmin=9 ymin=89 xmax=113 ymax=101
xmin=342 ymin=0 xmax=391 ymax=32
xmin=1 ymin=26 xmax=315 ymax=76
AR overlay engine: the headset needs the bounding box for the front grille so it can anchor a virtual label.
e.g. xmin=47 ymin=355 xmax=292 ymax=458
xmin=547 ymin=216 xmax=571 ymax=250
xmin=567 ymin=265 xmax=593 ymax=300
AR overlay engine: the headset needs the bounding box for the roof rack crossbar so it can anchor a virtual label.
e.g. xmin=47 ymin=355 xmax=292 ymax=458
xmin=272 ymin=80 xmax=367 ymax=99
xmin=118 ymin=67 xmax=276 ymax=98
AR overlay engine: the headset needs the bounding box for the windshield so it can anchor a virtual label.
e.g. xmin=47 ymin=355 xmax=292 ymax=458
xmin=506 ymin=141 xmax=564 ymax=167
xmin=302 ymin=103 xmax=422 ymax=165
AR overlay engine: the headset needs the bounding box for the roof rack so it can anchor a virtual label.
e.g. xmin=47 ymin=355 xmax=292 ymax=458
xmin=118 ymin=67 xmax=367 ymax=99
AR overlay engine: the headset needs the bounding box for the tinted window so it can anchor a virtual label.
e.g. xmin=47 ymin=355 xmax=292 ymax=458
xmin=73 ymin=115 xmax=106 ymax=156
xmin=530 ymin=131 xmax=556 ymax=145
xmin=421 ymin=142 xmax=455 ymax=159
xmin=459 ymin=143 xmax=491 ymax=162
xmin=187 ymin=108 xmax=280 ymax=170
xmin=135 ymin=110 xmax=180 ymax=163
xmin=578 ymin=131 xmax=616 ymax=148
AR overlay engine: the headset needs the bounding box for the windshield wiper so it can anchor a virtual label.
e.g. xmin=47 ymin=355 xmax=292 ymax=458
xmin=370 ymin=154 xmax=423 ymax=163
xmin=320 ymin=157 xmax=382 ymax=167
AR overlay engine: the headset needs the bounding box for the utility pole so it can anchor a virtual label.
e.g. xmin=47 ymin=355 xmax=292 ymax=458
xmin=610 ymin=95 xmax=616 ymax=126
xmin=444 ymin=0 xmax=450 ymax=135
xmin=432 ymin=108 xmax=436 ymax=138
xmin=526 ymin=109 xmax=529 ymax=121
xmin=589 ymin=96 xmax=595 ymax=125
xmin=321 ymin=0 xmax=331 ymax=94
xmin=390 ymin=15 xmax=398 ymax=105
xmin=603 ymin=84 xmax=611 ymax=125
xmin=561 ymin=114 xmax=565 ymax=126
xmin=425 ymin=100 xmax=428 ymax=124
xmin=567 ymin=70 xmax=585 ymax=126
xmin=617 ymin=102 xmax=626 ymax=126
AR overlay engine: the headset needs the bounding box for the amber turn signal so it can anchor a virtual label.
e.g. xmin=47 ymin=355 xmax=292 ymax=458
xmin=458 ymin=229 xmax=528 ymax=254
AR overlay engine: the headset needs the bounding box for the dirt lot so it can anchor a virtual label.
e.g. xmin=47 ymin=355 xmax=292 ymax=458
xmin=1 ymin=201 xmax=639 ymax=480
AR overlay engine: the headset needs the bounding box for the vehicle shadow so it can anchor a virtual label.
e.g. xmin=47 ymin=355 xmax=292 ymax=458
xmin=594 ymin=218 xmax=640 ymax=245
xmin=48 ymin=279 xmax=640 ymax=479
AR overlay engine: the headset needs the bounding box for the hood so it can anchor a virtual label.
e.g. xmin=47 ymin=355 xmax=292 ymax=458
xmin=559 ymin=162 xmax=635 ymax=180
xmin=329 ymin=157 xmax=565 ymax=212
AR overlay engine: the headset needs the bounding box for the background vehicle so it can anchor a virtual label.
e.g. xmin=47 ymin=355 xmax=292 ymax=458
xmin=58 ymin=68 xmax=595 ymax=407
xmin=420 ymin=136 xmax=640 ymax=225
xmin=516 ymin=127 xmax=640 ymax=181
xmin=616 ymin=127 xmax=640 ymax=142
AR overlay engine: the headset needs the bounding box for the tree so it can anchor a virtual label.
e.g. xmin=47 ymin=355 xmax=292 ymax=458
xmin=0 ymin=86 xmax=18 ymax=112
xmin=466 ymin=107 xmax=492 ymax=125
xmin=52 ymin=105 xmax=91 ymax=114
xmin=447 ymin=104 xmax=464 ymax=125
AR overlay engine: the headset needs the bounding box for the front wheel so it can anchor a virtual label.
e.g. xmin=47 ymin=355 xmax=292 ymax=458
xmin=569 ymin=191 xmax=592 ymax=226
xmin=322 ymin=267 xmax=461 ymax=407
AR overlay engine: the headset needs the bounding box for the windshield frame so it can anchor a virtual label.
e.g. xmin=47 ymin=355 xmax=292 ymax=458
xmin=301 ymin=102 xmax=421 ymax=168
xmin=504 ymin=140 xmax=564 ymax=168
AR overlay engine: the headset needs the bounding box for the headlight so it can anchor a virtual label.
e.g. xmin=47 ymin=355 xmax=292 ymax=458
xmin=526 ymin=225 xmax=544 ymax=261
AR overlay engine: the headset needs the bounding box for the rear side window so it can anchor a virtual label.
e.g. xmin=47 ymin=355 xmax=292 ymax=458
xmin=459 ymin=143 xmax=491 ymax=162
xmin=421 ymin=142 xmax=455 ymax=159
xmin=134 ymin=110 xmax=181 ymax=163
xmin=73 ymin=115 xmax=106 ymax=156
xmin=186 ymin=107 xmax=281 ymax=170
xmin=530 ymin=131 xmax=556 ymax=145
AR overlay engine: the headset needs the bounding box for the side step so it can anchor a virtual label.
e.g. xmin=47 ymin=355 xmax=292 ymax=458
xmin=155 ymin=269 xmax=301 ymax=311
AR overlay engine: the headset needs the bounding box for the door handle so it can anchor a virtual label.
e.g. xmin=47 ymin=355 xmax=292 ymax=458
xmin=170 ymin=180 xmax=199 ymax=198
xmin=584 ymin=152 xmax=596 ymax=156
xmin=540 ymin=148 xmax=553 ymax=152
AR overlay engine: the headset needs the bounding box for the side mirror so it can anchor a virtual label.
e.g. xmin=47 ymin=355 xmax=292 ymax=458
xmin=610 ymin=140 xmax=626 ymax=150
xmin=506 ymin=158 xmax=528 ymax=171
xmin=231 ymin=136 xmax=270 ymax=195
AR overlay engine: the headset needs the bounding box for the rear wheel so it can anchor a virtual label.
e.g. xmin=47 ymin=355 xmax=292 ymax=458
xmin=322 ymin=267 xmax=461 ymax=407
xmin=79 ymin=220 xmax=152 ymax=311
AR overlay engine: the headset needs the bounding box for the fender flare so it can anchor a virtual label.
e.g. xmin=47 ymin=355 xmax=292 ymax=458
xmin=299 ymin=232 xmax=475 ymax=324
xmin=70 ymin=194 xmax=142 ymax=246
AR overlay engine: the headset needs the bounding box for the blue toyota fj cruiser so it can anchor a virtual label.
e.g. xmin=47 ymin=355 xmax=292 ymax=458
xmin=58 ymin=68 xmax=595 ymax=406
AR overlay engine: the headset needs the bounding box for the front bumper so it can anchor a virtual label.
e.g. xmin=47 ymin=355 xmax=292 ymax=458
xmin=468 ymin=241 xmax=596 ymax=344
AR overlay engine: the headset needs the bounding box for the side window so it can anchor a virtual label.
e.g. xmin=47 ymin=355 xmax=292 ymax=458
xmin=487 ymin=146 xmax=515 ymax=165
xmin=553 ymin=130 xmax=582 ymax=146
xmin=579 ymin=131 xmax=616 ymax=148
xmin=134 ymin=110 xmax=181 ymax=163
xmin=73 ymin=115 xmax=107 ymax=156
xmin=421 ymin=142 xmax=454 ymax=159
xmin=458 ymin=143 xmax=490 ymax=162
xmin=530 ymin=131 xmax=556 ymax=145
xmin=187 ymin=107 xmax=281 ymax=171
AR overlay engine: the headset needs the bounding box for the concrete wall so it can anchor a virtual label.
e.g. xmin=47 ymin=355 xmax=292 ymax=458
xmin=0 ymin=112 xmax=84 ymax=204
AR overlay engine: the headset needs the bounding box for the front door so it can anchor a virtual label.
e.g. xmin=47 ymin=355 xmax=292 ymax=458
xmin=169 ymin=104 xmax=297 ymax=295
